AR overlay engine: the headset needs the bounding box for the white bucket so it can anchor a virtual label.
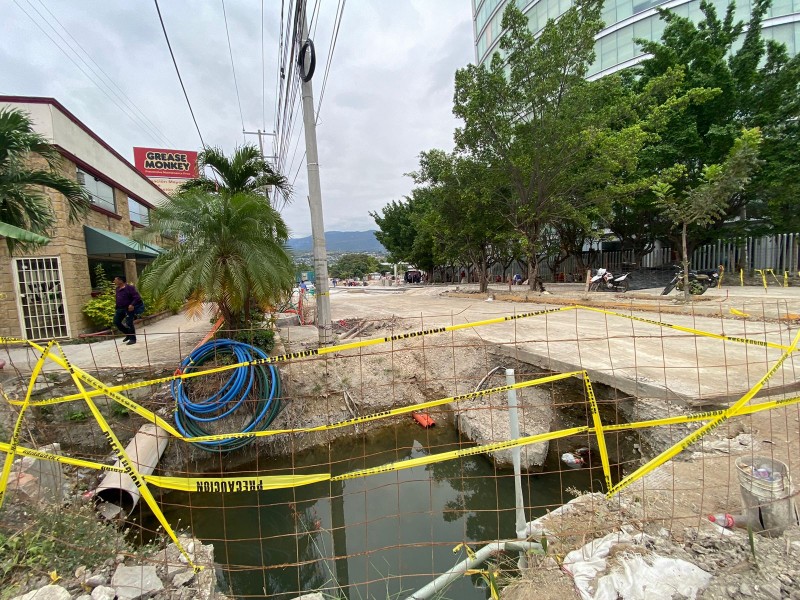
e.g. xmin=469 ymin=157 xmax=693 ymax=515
xmin=735 ymin=456 xmax=799 ymax=536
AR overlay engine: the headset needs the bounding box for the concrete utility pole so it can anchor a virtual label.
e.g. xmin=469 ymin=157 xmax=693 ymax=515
xmin=298 ymin=5 xmax=332 ymax=345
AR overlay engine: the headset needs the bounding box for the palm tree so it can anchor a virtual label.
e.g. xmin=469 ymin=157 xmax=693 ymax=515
xmin=136 ymin=188 xmax=295 ymax=330
xmin=178 ymin=145 xmax=291 ymax=208
xmin=0 ymin=107 xmax=89 ymax=253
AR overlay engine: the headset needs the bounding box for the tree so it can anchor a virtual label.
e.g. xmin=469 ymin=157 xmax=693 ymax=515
xmin=636 ymin=0 xmax=799 ymax=242
xmin=652 ymin=128 xmax=762 ymax=300
xmin=0 ymin=107 xmax=89 ymax=253
xmin=329 ymin=253 xmax=380 ymax=279
xmin=178 ymin=145 xmax=291 ymax=207
xmin=410 ymin=150 xmax=509 ymax=292
xmin=453 ymin=1 xmax=650 ymax=290
xmin=136 ymin=188 xmax=295 ymax=330
xmin=370 ymin=195 xmax=436 ymax=275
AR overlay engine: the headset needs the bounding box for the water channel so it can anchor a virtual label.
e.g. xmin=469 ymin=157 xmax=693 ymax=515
xmin=148 ymin=411 xmax=626 ymax=600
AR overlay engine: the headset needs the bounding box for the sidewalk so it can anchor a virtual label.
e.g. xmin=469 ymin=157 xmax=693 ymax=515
xmin=0 ymin=307 xmax=215 ymax=377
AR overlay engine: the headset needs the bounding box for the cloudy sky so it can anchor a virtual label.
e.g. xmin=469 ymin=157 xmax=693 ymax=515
xmin=1 ymin=0 xmax=476 ymax=237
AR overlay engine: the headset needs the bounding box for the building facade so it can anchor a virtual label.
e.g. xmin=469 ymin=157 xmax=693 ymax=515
xmin=473 ymin=0 xmax=800 ymax=78
xmin=0 ymin=96 xmax=169 ymax=340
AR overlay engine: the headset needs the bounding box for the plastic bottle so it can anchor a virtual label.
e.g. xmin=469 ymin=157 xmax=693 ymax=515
xmin=708 ymin=513 xmax=758 ymax=529
xmin=708 ymin=513 xmax=736 ymax=528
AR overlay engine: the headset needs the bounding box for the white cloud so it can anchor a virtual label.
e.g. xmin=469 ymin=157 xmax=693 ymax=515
xmin=1 ymin=0 xmax=475 ymax=237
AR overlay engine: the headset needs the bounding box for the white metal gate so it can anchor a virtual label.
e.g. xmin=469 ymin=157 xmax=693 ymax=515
xmin=13 ymin=257 xmax=70 ymax=340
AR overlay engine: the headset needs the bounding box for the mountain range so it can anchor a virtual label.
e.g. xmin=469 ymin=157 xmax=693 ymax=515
xmin=287 ymin=230 xmax=386 ymax=253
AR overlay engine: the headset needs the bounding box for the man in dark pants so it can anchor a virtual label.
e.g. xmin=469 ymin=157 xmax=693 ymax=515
xmin=113 ymin=276 xmax=144 ymax=345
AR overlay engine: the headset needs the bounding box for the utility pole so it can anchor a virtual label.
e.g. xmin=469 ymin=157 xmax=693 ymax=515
xmin=298 ymin=4 xmax=332 ymax=345
xmin=243 ymin=129 xmax=279 ymax=204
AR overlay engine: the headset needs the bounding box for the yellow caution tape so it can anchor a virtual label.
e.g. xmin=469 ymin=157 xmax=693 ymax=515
xmin=575 ymin=305 xmax=790 ymax=351
xmin=331 ymin=427 xmax=590 ymax=482
xmin=0 ymin=341 xmax=55 ymax=509
xmin=730 ymin=307 xmax=750 ymax=317
xmin=5 ymin=306 xmax=576 ymax=407
xmin=187 ymin=371 xmax=584 ymax=443
xmin=4 ymin=394 xmax=798 ymax=495
xmin=607 ymin=327 xmax=800 ymax=497
xmin=145 ymin=473 xmax=331 ymax=493
xmin=582 ymin=373 xmax=612 ymax=492
xmin=54 ymin=344 xmax=201 ymax=572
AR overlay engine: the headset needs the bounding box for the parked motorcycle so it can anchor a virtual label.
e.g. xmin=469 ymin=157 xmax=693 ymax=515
xmin=589 ymin=268 xmax=630 ymax=292
xmin=661 ymin=267 xmax=719 ymax=295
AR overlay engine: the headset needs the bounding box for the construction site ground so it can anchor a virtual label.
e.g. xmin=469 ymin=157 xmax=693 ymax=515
xmin=2 ymin=282 xmax=799 ymax=599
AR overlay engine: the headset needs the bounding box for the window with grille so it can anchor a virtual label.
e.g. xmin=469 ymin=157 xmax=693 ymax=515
xmin=13 ymin=257 xmax=70 ymax=340
xmin=128 ymin=197 xmax=150 ymax=225
xmin=77 ymin=167 xmax=116 ymax=213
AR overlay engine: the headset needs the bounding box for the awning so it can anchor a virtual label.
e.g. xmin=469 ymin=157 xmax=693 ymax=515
xmin=83 ymin=226 xmax=161 ymax=258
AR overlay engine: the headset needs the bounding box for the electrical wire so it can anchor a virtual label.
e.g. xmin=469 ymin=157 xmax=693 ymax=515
xmin=221 ymin=0 xmax=246 ymax=140
xmin=31 ymin=0 xmax=176 ymax=148
xmin=315 ymin=0 xmax=346 ymax=124
xmin=13 ymin=0 xmax=172 ymax=147
xmin=153 ymin=0 xmax=206 ymax=149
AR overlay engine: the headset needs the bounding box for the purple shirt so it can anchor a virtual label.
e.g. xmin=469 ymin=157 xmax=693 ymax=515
xmin=115 ymin=284 xmax=142 ymax=309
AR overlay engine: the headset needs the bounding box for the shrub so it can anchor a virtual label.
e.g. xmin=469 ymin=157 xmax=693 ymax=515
xmin=0 ymin=503 xmax=134 ymax=596
xmin=82 ymin=265 xmax=167 ymax=330
xmin=81 ymin=265 xmax=116 ymax=329
xmin=232 ymin=327 xmax=276 ymax=352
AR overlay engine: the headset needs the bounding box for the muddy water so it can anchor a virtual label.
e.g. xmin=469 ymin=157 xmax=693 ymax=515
xmin=147 ymin=414 xmax=624 ymax=600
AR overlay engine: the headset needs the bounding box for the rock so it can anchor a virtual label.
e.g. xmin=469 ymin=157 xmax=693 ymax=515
xmin=111 ymin=565 xmax=164 ymax=600
xmin=75 ymin=595 xmax=92 ymax=600
xmin=10 ymin=585 xmax=71 ymax=600
xmin=8 ymin=444 xmax=65 ymax=504
xmin=74 ymin=565 xmax=87 ymax=580
xmin=90 ymin=587 xmax=116 ymax=600
xmin=454 ymin=384 xmax=552 ymax=468
xmin=760 ymin=582 xmax=783 ymax=600
xmin=296 ymin=594 xmax=325 ymax=600
xmin=171 ymin=570 xmax=195 ymax=587
xmin=738 ymin=581 xmax=753 ymax=596
xmin=85 ymin=574 xmax=107 ymax=588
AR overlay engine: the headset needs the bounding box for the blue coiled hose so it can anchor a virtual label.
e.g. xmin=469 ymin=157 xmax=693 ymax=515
xmin=171 ymin=339 xmax=282 ymax=452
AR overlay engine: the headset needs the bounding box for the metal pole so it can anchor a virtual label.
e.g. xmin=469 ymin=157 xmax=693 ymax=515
xmin=299 ymin=7 xmax=332 ymax=345
xmin=506 ymin=369 xmax=527 ymax=563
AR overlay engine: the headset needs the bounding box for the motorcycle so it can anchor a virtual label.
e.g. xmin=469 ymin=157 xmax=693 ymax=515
xmin=589 ymin=268 xmax=630 ymax=292
xmin=661 ymin=266 xmax=719 ymax=295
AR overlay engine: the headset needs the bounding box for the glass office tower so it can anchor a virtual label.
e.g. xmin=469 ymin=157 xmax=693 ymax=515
xmin=473 ymin=0 xmax=800 ymax=78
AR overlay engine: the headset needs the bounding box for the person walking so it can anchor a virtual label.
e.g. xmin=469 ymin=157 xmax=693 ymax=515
xmin=113 ymin=275 xmax=144 ymax=345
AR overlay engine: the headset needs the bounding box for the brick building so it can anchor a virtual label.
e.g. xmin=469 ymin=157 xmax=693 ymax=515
xmin=0 ymin=96 xmax=170 ymax=340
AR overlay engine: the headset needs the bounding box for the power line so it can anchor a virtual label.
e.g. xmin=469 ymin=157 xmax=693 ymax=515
xmin=261 ymin=0 xmax=267 ymax=132
xmin=153 ymin=0 xmax=206 ymax=149
xmin=32 ymin=0 xmax=176 ymax=148
xmin=221 ymin=0 xmax=245 ymax=140
xmin=315 ymin=0 xmax=346 ymax=124
xmin=13 ymin=0 xmax=172 ymax=148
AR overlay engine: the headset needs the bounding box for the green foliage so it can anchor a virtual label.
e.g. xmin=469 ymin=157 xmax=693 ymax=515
xmin=81 ymin=265 xmax=116 ymax=329
xmin=329 ymin=253 xmax=380 ymax=279
xmin=176 ymin=144 xmax=291 ymax=207
xmin=136 ymin=187 xmax=295 ymax=331
xmin=370 ymin=197 xmax=435 ymax=268
xmin=635 ymin=0 xmax=799 ymax=239
xmin=66 ymin=409 xmax=88 ymax=422
xmin=230 ymin=326 xmax=276 ymax=353
xmin=0 ymin=503 xmax=133 ymax=594
xmin=0 ymin=107 xmax=90 ymax=254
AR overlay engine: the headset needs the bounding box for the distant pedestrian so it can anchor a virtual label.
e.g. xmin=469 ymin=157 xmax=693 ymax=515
xmin=113 ymin=276 xmax=144 ymax=345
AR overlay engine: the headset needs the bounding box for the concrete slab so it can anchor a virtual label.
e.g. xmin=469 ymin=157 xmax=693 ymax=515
xmin=326 ymin=286 xmax=800 ymax=407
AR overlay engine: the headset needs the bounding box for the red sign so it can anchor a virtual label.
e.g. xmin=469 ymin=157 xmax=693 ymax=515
xmin=133 ymin=147 xmax=198 ymax=179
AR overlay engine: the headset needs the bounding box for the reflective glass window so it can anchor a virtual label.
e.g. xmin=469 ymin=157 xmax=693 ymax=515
xmin=76 ymin=168 xmax=115 ymax=213
xmin=769 ymin=0 xmax=792 ymax=17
